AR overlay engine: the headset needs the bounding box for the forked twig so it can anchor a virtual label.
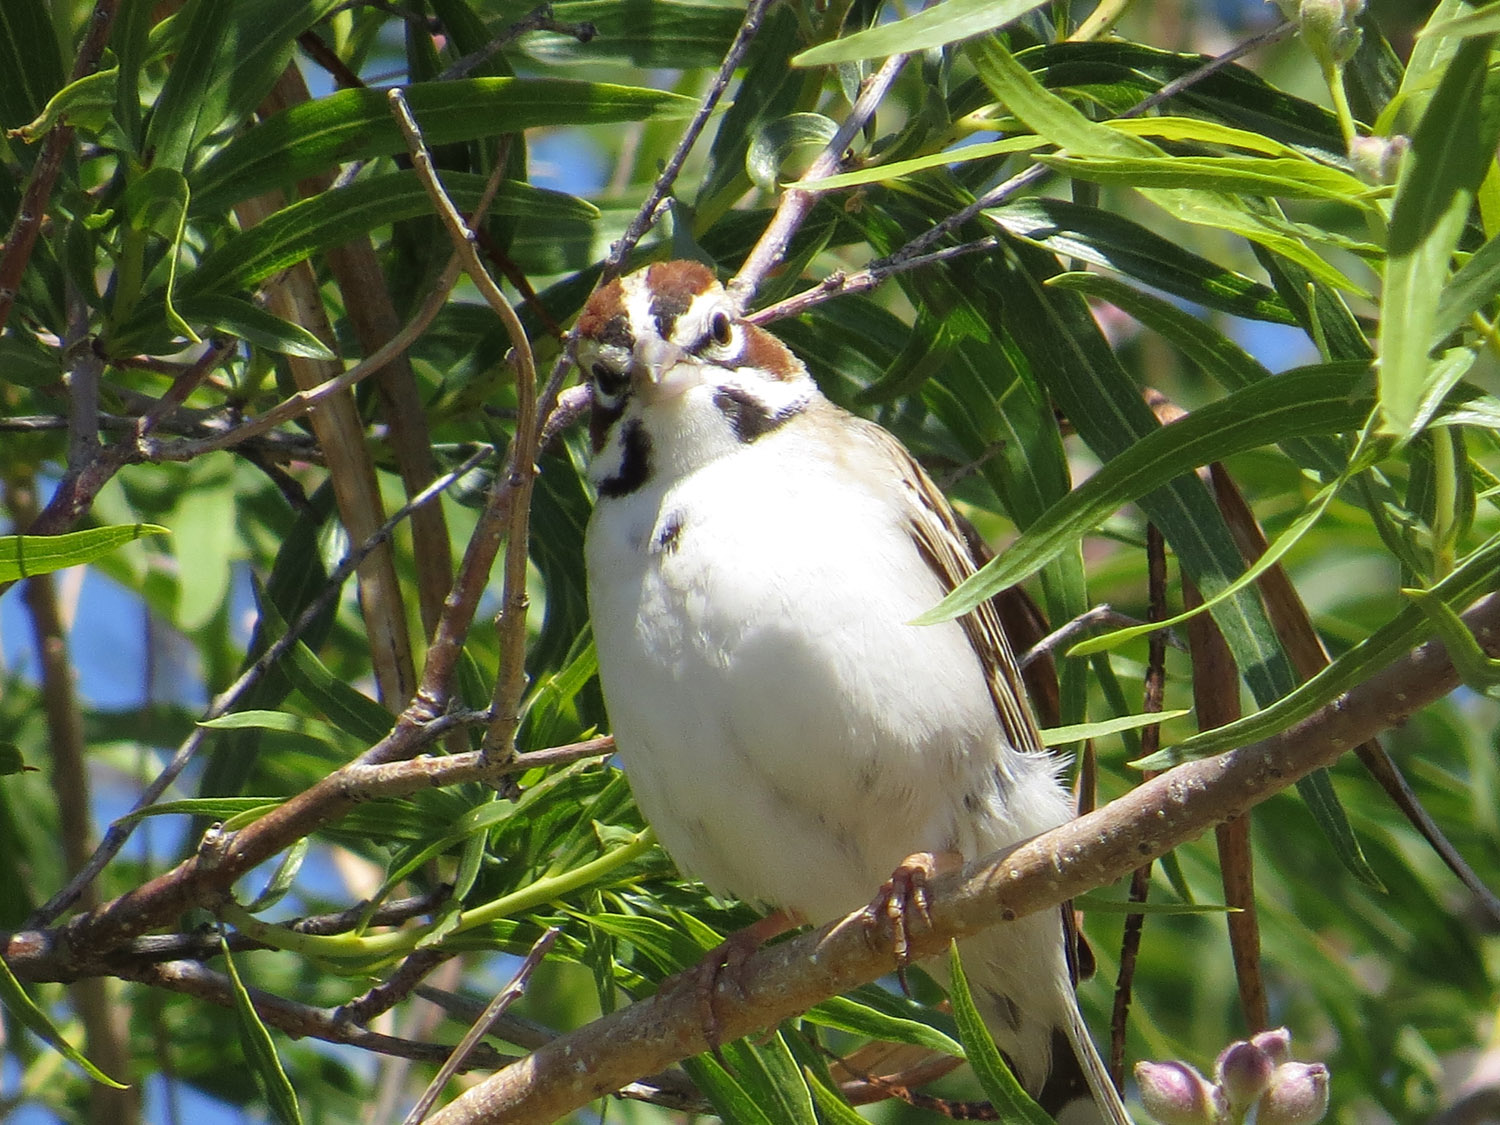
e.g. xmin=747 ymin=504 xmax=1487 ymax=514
xmin=402 ymin=926 xmax=561 ymax=1124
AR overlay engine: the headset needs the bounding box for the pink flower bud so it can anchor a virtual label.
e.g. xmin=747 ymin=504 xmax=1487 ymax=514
xmin=1135 ymin=1060 xmax=1223 ymax=1125
xmin=1249 ymin=1027 xmax=1293 ymax=1067
xmin=1215 ymin=1040 xmax=1275 ymax=1113
xmin=1259 ymin=1062 xmax=1331 ymax=1125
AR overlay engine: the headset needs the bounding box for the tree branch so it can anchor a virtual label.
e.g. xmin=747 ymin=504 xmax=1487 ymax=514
xmin=425 ymin=592 xmax=1500 ymax=1125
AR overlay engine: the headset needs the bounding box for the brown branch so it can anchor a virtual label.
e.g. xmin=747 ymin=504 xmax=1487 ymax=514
xmin=0 ymin=0 xmax=120 ymax=336
xmin=423 ymin=591 xmax=1500 ymax=1125
xmin=11 ymin=736 xmax=611 ymax=973
xmin=118 ymin=960 xmax=515 ymax=1070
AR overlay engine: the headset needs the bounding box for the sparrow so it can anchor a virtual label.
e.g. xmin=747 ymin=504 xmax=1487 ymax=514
xmin=577 ymin=259 xmax=1129 ymax=1124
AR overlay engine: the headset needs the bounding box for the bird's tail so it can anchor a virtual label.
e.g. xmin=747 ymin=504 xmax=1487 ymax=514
xmin=1043 ymin=989 xmax=1132 ymax=1125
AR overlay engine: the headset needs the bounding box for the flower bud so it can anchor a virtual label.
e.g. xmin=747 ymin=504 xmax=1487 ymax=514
xmin=1259 ymin=1062 xmax=1331 ymax=1125
xmin=1215 ymin=1040 xmax=1275 ymax=1114
xmin=1349 ymin=134 xmax=1409 ymax=185
xmin=1297 ymin=0 xmax=1365 ymax=66
xmin=1249 ymin=1027 xmax=1294 ymax=1067
xmin=1135 ymin=1060 xmax=1223 ymax=1125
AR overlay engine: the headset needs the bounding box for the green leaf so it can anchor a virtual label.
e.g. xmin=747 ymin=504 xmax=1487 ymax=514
xmin=6 ymin=59 xmax=118 ymax=141
xmin=971 ymin=38 xmax=1367 ymax=293
xmin=198 ymin=709 xmax=356 ymax=751
xmin=526 ymin=1 xmax=744 ymax=68
xmin=1040 ymin=709 xmax=1192 ymax=745
xmin=996 ymin=201 xmax=1295 ymax=324
xmin=1405 ymin=586 xmax=1500 ymax=694
xmin=0 ymin=524 xmax=169 ymax=581
xmin=946 ymin=943 xmax=1055 ymax=1125
xmin=1073 ymin=894 xmax=1234 ymax=915
xmin=174 ymin=295 xmax=335 ymax=359
xmin=0 ymin=951 xmax=128 ymax=1088
xmin=749 ymin=112 xmax=838 ymax=191
xmin=1434 ymin=231 xmax=1500 ymax=344
xmin=183 ymin=172 xmax=595 ymax=298
xmin=0 ymin=0 xmax=65 ymax=133
xmin=1138 ymin=530 xmax=1500 ymax=766
xmin=793 ymin=0 xmax=1049 ymax=65
xmin=219 ymin=936 xmax=303 ymax=1125
xmin=1038 ymin=153 xmax=1377 ymax=204
xmin=0 ymin=743 xmax=28 ymax=775
xmin=1379 ymin=33 xmax=1500 ymax=438
xmin=190 ymin=80 xmax=696 ymax=214
xmin=806 ymin=991 xmax=964 ymax=1057
xmin=251 ymin=580 xmax=394 ymax=744
xmin=120 ymin=166 xmax=197 ymax=341
xmin=915 ymin=367 xmax=1374 ymax=622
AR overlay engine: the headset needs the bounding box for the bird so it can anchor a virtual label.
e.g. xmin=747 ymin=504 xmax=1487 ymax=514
xmin=576 ymin=258 xmax=1129 ymax=1124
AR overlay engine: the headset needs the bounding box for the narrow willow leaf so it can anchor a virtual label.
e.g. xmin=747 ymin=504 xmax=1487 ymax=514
xmin=946 ymin=943 xmax=1055 ymax=1125
xmin=1404 ymin=587 xmax=1500 ymax=692
xmin=243 ymin=837 xmax=309 ymax=913
xmin=1040 ymin=154 xmax=1377 ymax=204
xmin=121 ymin=166 xmax=196 ymax=340
xmin=1073 ymin=894 xmax=1233 ymax=914
xmin=0 ymin=954 xmax=128 ymax=1088
xmin=0 ymin=524 xmax=169 ymax=581
xmin=219 ymin=937 xmax=303 ymax=1125
xmin=8 ymin=60 xmax=118 ymax=140
xmin=251 ymin=581 xmax=393 ymax=744
xmin=1040 ymin=709 xmax=1192 ymax=745
xmin=1138 ymin=531 xmax=1500 ymax=766
xmin=115 ymin=796 xmax=283 ymax=825
xmin=806 ymin=993 xmax=964 ymax=1057
xmin=749 ymin=112 xmax=838 ymax=190
xmin=1046 ymin=272 xmax=1274 ymax=389
xmin=198 ymin=709 xmax=354 ymax=750
xmin=1432 ymin=230 xmax=1500 ymax=345
xmin=175 ymin=295 xmax=336 ymax=359
xmin=523 ymin=0 xmax=744 ymax=68
xmin=804 ymin=1067 xmax=872 ymax=1125
xmin=681 ymin=1053 xmax=779 ymax=1125
xmin=808 ymin=135 xmax=1048 ymax=192
xmin=972 ymin=38 xmax=1366 ymax=293
xmin=191 ymin=80 xmax=696 ymax=214
xmin=141 ymin=0 xmax=235 ymax=171
xmin=914 ymin=368 xmax=1374 ymax=623
xmin=1379 ymin=33 xmax=1500 ymax=438
xmin=0 ymin=0 xmax=65 ymax=134
xmin=994 ymin=201 xmax=1294 ymax=323
xmin=184 ymin=173 xmax=595 ymax=297
xmin=793 ymin=0 xmax=1049 ymax=65
xmin=1068 ymin=477 xmax=1350 ymax=657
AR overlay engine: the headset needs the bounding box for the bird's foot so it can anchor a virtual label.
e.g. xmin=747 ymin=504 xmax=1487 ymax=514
xmin=867 ymin=851 xmax=963 ymax=994
xmin=690 ymin=909 xmax=798 ymax=1062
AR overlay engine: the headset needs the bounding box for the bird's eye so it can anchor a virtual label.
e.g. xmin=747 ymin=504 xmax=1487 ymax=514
xmin=709 ymin=310 xmax=733 ymax=347
xmin=591 ymin=361 xmax=628 ymax=397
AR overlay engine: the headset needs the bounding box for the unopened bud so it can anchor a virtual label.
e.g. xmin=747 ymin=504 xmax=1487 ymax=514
xmin=1215 ymin=1040 xmax=1275 ymax=1114
xmin=1349 ymin=134 xmax=1409 ymax=184
xmin=1259 ymin=1062 xmax=1331 ymax=1125
xmin=1298 ymin=0 xmax=1365 ymax=65
xmin=1135 ymin=1060 xmax=1223 ymax=1125
xmin=1249 ymin=1027 xmax=1294 ymax=1067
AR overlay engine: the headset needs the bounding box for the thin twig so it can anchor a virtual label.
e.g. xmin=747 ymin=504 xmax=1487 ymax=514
xmin=25 ymin=445 xmax=494 ymax=928
xmin=730 ymin=52 xmax=910 ymax=308
xmin=438 ymin=5 xmax=596 ymax=81
xmin=384 ymin=89 xmax=542 ymax=774
xmin=403 ymin=926 xmax=561 ymax=1125
xmin=750 ymin=20 xmax=1299 ymax=325
xmin=602 ymin=0 xmax=776 ymax=283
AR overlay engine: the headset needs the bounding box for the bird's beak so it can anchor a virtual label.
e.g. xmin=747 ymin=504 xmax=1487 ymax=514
xmin=632 ymin=337 xmax=699 ymax=402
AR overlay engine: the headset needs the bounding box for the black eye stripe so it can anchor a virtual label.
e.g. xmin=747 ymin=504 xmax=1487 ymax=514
xmin=591 ymin=361 xmax=628 ymax=397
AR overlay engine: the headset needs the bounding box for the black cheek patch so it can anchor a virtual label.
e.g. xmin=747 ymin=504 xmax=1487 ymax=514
xmin=598 ymin=418 xmax=652 ymax=497
xmin=713 ymin=386 xmax=798 ymax=443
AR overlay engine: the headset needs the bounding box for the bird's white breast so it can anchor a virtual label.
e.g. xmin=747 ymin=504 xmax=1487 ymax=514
xmin=586 ymin=414 xmax=1070 ymax=925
